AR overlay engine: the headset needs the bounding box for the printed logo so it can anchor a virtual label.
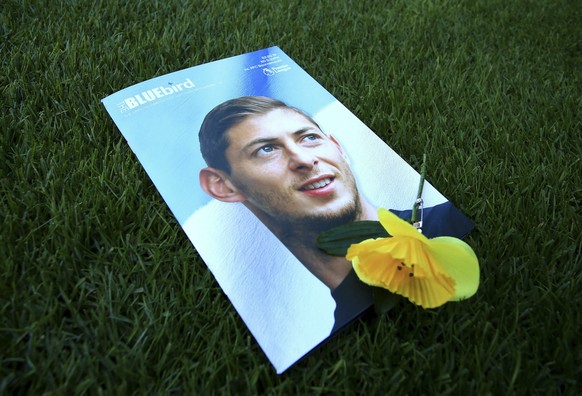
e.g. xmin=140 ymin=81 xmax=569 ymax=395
xmin=262 ymin=68 xmax=275 ymax=76
xmin=118 ymin=78 xmax=196 ymax=112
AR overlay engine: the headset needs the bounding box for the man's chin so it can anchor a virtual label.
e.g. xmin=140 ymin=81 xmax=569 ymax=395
xmin=283 ymin=203 xmax=361 ymax=234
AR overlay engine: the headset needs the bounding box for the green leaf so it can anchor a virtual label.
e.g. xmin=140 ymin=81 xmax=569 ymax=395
xmin=316 ymin=221 xmax=390 ymax=256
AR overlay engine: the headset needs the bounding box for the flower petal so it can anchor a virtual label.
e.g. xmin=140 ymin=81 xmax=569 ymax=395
xmin=378 ymin=208 xmax=428 ymax=241
xmin=400 ymin=271 xmax=455 ymax=308
xmin=348 ymin=237 xmax=429 ymax=272
xmin=426 ymin=237 xmax=479 ymax=300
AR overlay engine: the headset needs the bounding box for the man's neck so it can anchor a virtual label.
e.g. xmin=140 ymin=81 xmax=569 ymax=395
xmin=247 ymin=197 xmax=378 ymax=290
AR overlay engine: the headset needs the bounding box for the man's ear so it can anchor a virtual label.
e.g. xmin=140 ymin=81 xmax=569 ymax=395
xmin=199 ymin=167 xmax=246 ymax=202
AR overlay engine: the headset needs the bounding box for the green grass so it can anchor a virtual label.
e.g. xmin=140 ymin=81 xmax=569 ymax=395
xmin=2 ymin=0 xmax=581 ymax=394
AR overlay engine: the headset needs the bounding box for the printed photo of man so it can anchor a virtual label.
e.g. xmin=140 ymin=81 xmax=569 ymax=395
xmin=199 ymin=96 xmax=377 ymax=290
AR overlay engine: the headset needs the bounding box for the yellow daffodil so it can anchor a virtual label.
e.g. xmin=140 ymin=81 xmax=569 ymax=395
xmin=346 ymin=208 xmax=479 ymax=308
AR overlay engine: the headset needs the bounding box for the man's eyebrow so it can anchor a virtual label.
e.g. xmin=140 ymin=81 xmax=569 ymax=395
xmin=242 ymin=127 xmax=318 ymax=151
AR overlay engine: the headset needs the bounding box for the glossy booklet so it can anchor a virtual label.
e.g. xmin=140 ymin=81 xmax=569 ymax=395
xmin=102 ymin=46 xmax=473 ymax=373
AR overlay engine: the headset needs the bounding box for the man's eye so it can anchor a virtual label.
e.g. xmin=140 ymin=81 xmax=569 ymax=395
xmin=302 ymin=134 xmax=320 ymax=142
xmin=256 ymin=145 xmax=275 ymax=155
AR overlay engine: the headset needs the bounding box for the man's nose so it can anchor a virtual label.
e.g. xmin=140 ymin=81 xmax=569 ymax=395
xmin=288 ymin=145 xmax=318 ymax=171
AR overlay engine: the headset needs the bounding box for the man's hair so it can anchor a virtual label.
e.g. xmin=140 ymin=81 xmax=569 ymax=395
xmin=199 ymin=96 xmax=319 ymax=174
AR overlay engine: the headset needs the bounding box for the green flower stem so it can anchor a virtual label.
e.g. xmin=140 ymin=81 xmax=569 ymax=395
xmin=411 ymin=153 xmax=427 ymax=224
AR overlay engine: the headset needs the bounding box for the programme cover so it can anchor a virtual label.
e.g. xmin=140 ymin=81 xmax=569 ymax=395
xmin=102 ymin=46 xmax=473 ymax=373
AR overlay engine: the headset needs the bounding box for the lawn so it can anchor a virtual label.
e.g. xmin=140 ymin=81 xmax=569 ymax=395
xmin=2 ymin=0 xmax=581 ymax=394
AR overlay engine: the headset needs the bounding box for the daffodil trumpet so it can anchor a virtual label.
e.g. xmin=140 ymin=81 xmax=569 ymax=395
xmin=346 ymin=208 xmax=479 ymax=309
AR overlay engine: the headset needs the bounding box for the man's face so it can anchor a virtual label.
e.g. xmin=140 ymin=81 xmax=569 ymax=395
xmin=224 ymin=108 xmax=361 ymax=232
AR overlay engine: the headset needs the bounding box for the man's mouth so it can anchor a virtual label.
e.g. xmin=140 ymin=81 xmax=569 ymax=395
xmin=297 ymin=175 xmax=337 ymax=198
xmin=299 ymin=177 xmax=333 ymax=191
